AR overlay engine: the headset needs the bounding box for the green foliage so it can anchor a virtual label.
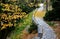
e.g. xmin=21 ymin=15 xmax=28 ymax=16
xmin=44 ymin=0 xmax=60 ymax=21
xmin=0 ymin=3 xmax=26 ymax=30
xmin=19 ymin=4 xmax=36 ymax=14
xmin=44 ymin=10 xmax=60 ymax=21
xmin=44 ymin=10 xmax=53 ymax=21
xmin=52 ymin=1 xmax=60 ymax=9
xmin=0 ymin=3 xmax=27 ymax=39
xmin=8 ymin=11 xmax=33 ymax=39
xmin=47 ymin=22 xmax=55 ymax=26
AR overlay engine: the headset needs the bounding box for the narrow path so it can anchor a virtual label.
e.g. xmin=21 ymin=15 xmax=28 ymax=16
xmin=32 ymin=3 xmax=56 ymax=39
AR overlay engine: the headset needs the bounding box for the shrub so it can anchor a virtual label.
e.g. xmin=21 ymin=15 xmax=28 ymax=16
xmin=0 ymin=3 xmax=27 ymax=39
xmin=0 ymin=3 xmax=26 ymax=30
xmin=44 ymin=0 xmax=60 ymax=21
xmin=44 ymin=9 xmax=60 ymax=21
xmin=47 ymin=22 xmax=55 ymax=26
xmin=19 ymin=4 xmax=36 ymax=14
xmin=28 ymin=23 xmax=38 ymax=34
xmin=7 ymin=11 xmax=33 ymax=39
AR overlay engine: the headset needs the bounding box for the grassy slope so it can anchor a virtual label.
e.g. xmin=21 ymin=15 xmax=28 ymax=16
xmin=8 ymin=12 xmax=33 ymax=39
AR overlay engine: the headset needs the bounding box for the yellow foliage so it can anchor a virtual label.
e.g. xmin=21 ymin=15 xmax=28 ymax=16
xmin=0 ymin=3 xmax=27 ymax=30
xmin=34 ymin=11 xmax=46 ymax=18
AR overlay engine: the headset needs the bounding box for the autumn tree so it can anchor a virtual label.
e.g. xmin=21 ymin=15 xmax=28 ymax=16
xmin=0 ymin=3 xmax=26 ymax=30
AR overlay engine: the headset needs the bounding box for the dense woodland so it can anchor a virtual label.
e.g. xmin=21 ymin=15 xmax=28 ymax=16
xmin=0 ymin=0 xmax=60 ymax=39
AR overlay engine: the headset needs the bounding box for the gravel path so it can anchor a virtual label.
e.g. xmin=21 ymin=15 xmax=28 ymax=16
xmin=33 ymin=17 xmax=56 ymax=39
xmin=32 ymin=3 xmax=56 ymax=39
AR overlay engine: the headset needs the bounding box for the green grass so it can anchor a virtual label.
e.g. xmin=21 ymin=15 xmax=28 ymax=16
xmin=8 ymin=12 xmax=33 ymax=39
xmin=47 ymin=22 xmax=55 ymax=26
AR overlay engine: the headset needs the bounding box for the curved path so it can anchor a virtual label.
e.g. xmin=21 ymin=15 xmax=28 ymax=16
xmin=32 ymin=3 xmax=56 ymax=39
